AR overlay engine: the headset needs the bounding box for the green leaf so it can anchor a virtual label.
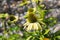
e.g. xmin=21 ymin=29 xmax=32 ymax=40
xmin=26 ymin=36 xmax=32 ymax=40
xmin=44 ymin=29 xmax=50 ymax=35
xmin=56 ymin=36 xmax=60 ymax=39
xmin=39 ymin=35 xmax=44 ymax=40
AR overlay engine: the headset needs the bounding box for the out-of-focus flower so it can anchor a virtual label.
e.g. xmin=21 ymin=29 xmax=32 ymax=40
xmin=43 ymin=38 xmax=50 ymax=40
xmin=7 ymin=15 xmax=18 ymax=25
xmin=8 ymin=15 xmax=18 ymax=23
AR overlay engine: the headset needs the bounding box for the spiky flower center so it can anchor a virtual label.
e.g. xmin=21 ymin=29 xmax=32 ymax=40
xmin=27 ymin=13 xmax=37 ymax=23
xmin=27 ymin=8 xmax=37 ymax=23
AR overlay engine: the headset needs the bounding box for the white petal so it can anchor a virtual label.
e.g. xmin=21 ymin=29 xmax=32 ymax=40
xmin=26 ymin=23 xmax=33 ymax=31
xmin=34 ymin=23 xmax=38 ymax=30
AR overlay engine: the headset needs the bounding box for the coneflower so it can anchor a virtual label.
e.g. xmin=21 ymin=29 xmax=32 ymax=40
xmin=8 ymin=15 xmax=18 ymax=23
xmin=24 ymin=8 xmax=42 ymax=31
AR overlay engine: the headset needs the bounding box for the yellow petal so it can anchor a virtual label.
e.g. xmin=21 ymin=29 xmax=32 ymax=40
xmin=29 ymin=23 xmax=33 ymax=31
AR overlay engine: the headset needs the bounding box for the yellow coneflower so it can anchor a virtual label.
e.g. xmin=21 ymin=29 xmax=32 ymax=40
xmin=24 ymin=8 xmax=42 ymax=31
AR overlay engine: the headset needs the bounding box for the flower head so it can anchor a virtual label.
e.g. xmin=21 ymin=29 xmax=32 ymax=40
xmin=24 ymin=8 xmax=46 ymax=31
